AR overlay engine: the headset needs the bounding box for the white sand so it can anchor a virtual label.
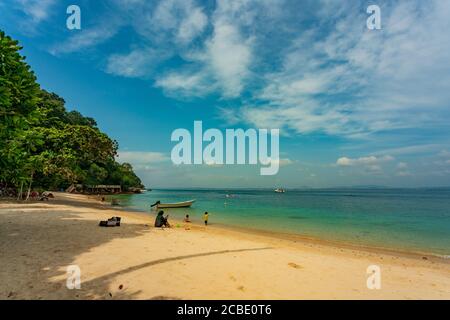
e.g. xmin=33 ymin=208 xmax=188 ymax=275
xmin=1 ymin=192 xmax=449 ymax=300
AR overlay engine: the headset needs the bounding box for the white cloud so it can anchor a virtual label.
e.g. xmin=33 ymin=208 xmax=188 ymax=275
xmin=25 ymin=0 xmax=450 ymax=145
xmin=337 ymin=156 xmax=376 ymax=167
xmin=336 ymin=155 xmax=393 ymax=176
xmin=224 ymin=0 xmax=450 ymax=137
xmin=51 ymin=0 xmax=206 ymax=56
xmin=155 ymin=0 xmax=254 ymax=98
xmin=205 ymin=22 xmax=252 ymax=97
xmin=229 ymin=102 xmax=354 ymax=136
xmin=374 ymin=144 xmax=443 ymax=157
xmin=106 ymin=48 xmax=169 ymax=78
xmin=366 ymin=165 xmax=383 ymax=174
xmin=155 ymin=71 xmax=214 ymax=97
xmin=438 ymin=150 xmax=450 ymax=157
xmin=176 ymin=6 xmax=208 ymax=44
xmin=16 ymin=0 xmax=56 ymax=23
xmin=142 ymin=0 xmax=207 ymax=45
xmin=50 ymin=24 xmax=121 ymax=55
xmin=156 ymin=22 xmax=252 ymax=98
xmin=337 ymin=155 xmax=394 ymax=167
xmin=115 ymin=0 xmax=145 ymax=4
xmin=397 ymin=162 xmax=408 ymax=169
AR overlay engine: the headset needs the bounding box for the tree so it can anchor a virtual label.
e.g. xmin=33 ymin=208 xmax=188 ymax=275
xmin=0 ymin=30 xmax=41 ymax=191
xmin=0 ymin=30 xmax=144 ymax=196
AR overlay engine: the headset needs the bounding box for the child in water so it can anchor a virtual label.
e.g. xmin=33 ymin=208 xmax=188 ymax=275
xmin=203 ymin=212 xmax=209 ymax=226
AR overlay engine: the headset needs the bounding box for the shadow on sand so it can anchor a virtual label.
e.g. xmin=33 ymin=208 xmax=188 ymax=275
xmin=0 ymin=203 xmax=272 ymax=300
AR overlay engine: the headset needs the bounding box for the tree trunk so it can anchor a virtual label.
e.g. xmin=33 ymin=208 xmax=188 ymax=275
xmin=17 ymin=181 xmax=24 ymax=201
xmin=25 ymin=172 xmax=34 ymax=201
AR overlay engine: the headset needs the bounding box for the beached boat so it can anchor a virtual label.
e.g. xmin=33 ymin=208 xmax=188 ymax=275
xmin=152 ymin=200 xmax=196 ymax=209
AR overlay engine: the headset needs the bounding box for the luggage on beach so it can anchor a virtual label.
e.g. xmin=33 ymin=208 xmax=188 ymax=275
xmin=99 ymin=216 xmax=121 ymax=227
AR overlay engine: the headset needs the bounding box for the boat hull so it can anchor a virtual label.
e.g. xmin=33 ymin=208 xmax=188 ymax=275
xmin=156 ymin=200 xmax=196 ymax=208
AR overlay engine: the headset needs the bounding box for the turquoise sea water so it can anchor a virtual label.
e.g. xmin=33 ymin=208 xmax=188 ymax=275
xmin=114 ymin=188 xmax=450 ymax=256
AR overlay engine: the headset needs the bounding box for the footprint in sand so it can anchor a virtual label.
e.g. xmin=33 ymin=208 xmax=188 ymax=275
xmin=229 ymin=275 xmax=237 ymax=282
xmin=288 ymin=262 xmax=303 ymax=269
xmin=237 ymin=285 xmax=245 ymax=291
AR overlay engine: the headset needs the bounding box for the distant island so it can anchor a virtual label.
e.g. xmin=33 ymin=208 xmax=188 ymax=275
xmin=0 ymin=30 xmax=143 ymax=199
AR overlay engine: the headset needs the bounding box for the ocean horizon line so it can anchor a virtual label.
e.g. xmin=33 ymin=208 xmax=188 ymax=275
xmin=146 ymin=186 xmax=450 ymax=191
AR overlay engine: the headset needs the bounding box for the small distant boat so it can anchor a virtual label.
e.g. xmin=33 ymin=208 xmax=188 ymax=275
xmin=274 ymin=188 xmax=286 ymax=193
xmin=151 ymin=200 xmax=196 ymax=209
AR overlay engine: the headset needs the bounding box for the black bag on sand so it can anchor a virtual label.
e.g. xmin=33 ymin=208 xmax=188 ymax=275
xmin=110 ymin=216 xmax=121 ymax=226
xmin=99 ymin=216 xmax=121 ymax=227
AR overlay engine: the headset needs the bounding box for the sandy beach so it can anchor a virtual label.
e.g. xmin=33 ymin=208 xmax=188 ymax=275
xmin=1 ymin=192 xmax=449 ymax=300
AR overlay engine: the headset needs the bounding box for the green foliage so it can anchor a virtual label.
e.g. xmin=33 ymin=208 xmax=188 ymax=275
xmin=0 ymin=31 xmax=40 ymax=117
xmin=0 ymin=30 xmax=143 ymax=193
xmin=106 ymin=162 xmax=143 ymax=190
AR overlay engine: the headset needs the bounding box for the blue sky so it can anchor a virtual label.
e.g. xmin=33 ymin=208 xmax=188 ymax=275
xmin=1 ymin=0 xmax=450 ymax=188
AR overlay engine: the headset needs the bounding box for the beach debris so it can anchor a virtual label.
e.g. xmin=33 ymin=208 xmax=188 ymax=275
xmin=119 ymin=284 xmax=123 ymax=290
xmin=39 ymin=192 xmax=54 ymax=201
xmin=422 ymin=256 xmax=428 ymax=260
xmin=109 ymin=292 xmax=113 ymax=298
xmin=288 ymin=262 xmax=303 ymax=269
xmin=7 ymin=291 xmax=14 ymax=298
xmin=66 ymin=184 xmax=76 ymax=193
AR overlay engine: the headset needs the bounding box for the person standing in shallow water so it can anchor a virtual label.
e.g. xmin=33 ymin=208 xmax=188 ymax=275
xmin=203 ymin=212 xmax=209 ymax=226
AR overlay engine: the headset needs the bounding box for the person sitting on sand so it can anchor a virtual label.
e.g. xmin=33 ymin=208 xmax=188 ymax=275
xmin=163 ymin=215 xmax=170 ymax=228
xmin=184 ymin=214 xmax=191 ymax=223
xmin=203 ymin=212 xmax=209 ymax=226
xmin=154 ymin=210 xmax=170 ymax=228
